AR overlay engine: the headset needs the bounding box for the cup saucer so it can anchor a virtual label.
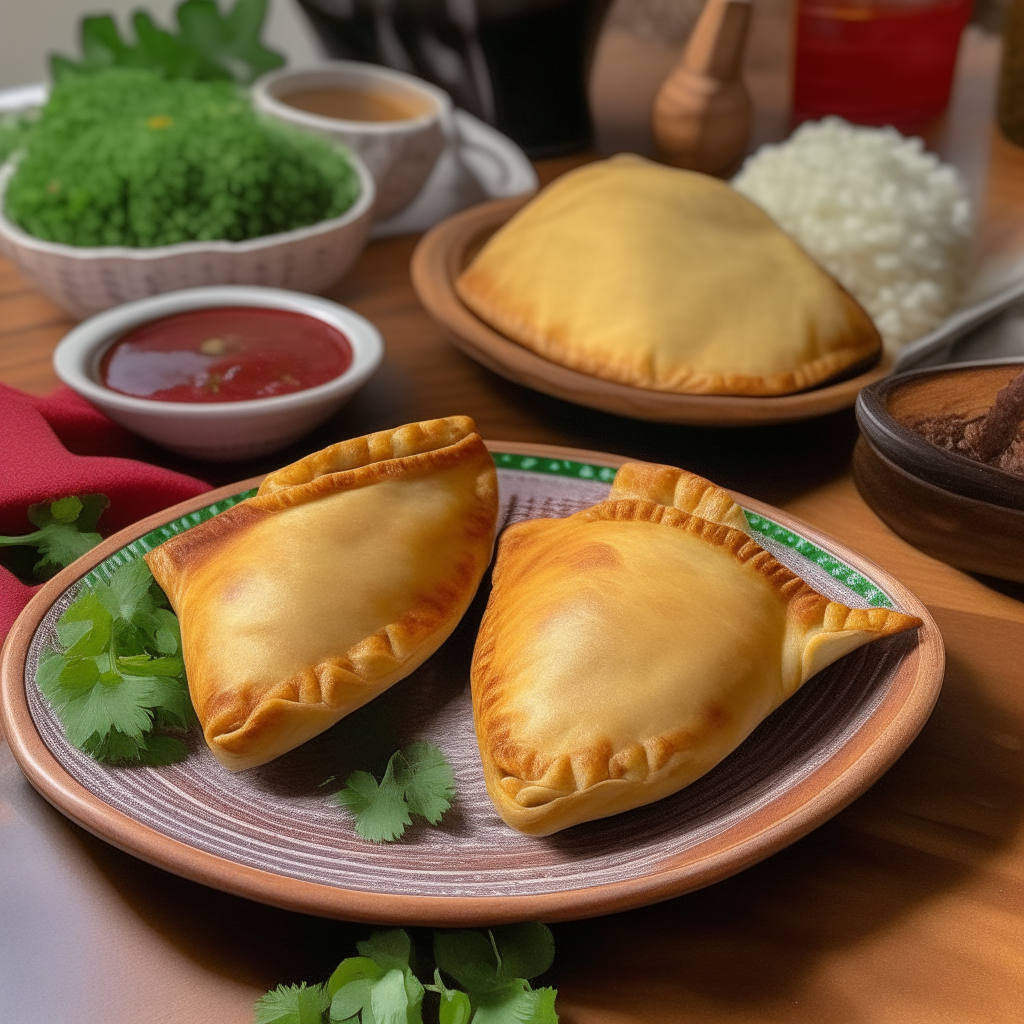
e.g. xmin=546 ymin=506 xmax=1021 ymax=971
xmin=370 ymin=108 xmax=538 ymax=239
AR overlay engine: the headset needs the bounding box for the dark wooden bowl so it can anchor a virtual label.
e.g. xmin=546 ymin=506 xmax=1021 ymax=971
xmin=411 ymin=196 xmax=889 ymax=427
xmin=854 ymin=360 xmax=1024 ymax=583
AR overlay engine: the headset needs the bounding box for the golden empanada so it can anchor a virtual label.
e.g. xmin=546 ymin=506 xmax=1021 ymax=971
xmin=456 ymin=155 xmax=881 ymax=396
xmin=146 ymin=417 xmax=498 ymax=771
xmin=471 ymin=463 xmax=920 ymax=835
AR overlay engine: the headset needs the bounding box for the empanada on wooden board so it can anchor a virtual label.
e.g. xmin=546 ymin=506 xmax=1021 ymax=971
xmin=471 ymin=464 xmax=921 ymax=835
xmin=146 ymin=417 xmax=498 ymax=771
xmin=456 ymin=155 xmax=881 ymax=397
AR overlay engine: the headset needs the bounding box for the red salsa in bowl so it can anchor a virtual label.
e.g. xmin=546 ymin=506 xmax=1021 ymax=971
xmin=99 ymin=306 xmax=353 ymax=403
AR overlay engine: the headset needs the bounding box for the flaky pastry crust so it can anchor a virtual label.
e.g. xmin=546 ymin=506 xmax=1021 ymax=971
xmin=146 ymin=416 xmax=498 ymax=771
xmin=471 ymin=464 xmax=920 ymax=835
xmin=608 ymin=461 xmax=750 ymax=534
xmin=456 ymin=155 xmax=881 ymax=396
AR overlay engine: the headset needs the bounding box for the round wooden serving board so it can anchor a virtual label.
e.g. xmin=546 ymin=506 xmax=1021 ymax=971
xmin=411 ymin=198 xmax=891 ymax=426
xmin=0 ymin=443 xmax=943 ymax=926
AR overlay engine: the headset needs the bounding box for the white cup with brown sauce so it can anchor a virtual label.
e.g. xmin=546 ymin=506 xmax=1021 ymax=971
xmin=254 ymin=61 xmax=450 ymax=220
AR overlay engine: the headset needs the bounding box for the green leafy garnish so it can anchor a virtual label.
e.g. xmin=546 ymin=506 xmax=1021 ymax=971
xmin=336 ymin=743 xmax=456 ymax=843
xmin=0 ymin=495 xmax=108 ymax=580
xmin=38 ymin=558 xmax=195 ymax=765
xmin=0 ymin=107 xmax=40 ymax=164
xmin=50 ymin=0 xmax=285 ymax=85
xmin=433 ymin=925 xmax=557 ymax=1024
xmin=7 ymin=70 xmax=360 ymax=249
xmin=328 ymin=931 xmax=426 ymax=1024
xmin=256 ymin=925 xmax=559 ymax=1024
xmin=255 ymin=983 xmax=331 ymax=1024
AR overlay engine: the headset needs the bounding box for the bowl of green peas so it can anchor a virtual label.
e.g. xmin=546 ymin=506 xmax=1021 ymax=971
xmin=0 ymin=69 xmax=376 ymax=320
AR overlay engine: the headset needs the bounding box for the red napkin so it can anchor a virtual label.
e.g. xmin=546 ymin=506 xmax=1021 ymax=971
xmin=1 ymin=385 xmax=211 ymax=640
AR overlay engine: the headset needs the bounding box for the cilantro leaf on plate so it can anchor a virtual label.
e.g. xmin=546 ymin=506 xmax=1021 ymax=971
xmin=95 ymin=557 xmax=158 ymax=621
xmin=337 ymin=763 xmax=412 ymax=844
xmin=335 ymin=743 xmax=455 ymax=843
xmin=38 ymin=558 xmax=195 ymax=766
xmin=0 ymin=494 xmax=108 ymax=580
xmin=57 ymin=671 xmax=161 ymax=746
xmin=394 ymin=742 xmax=456 ymax=825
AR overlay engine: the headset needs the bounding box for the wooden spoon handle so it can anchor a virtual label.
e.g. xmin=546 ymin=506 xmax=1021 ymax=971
xmin=652 ymin=0 xmax=754 ymax=176
xmin=683 ymin=0 xmax=752 ymax=79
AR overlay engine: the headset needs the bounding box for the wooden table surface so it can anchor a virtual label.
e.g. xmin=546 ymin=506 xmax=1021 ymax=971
xmin=4 ymin=49 xmax=1024 ymax=1024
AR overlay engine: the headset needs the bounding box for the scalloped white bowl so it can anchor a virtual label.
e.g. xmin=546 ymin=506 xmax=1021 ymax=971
xmin=53 ymin=285 xmax=384 ymax=461
xmin=0 ymin=152 xmax=376 ymax=320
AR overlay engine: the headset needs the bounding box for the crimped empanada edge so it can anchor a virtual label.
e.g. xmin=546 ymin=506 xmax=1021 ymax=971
xmin=146 ymin=422 xmax=500 ymax=772
xmin=456 ymin=271 xmax=880 ymax=397
xmin=145 ymin=427 xmax=492 ymax=583
xmin=204 ymin=580 xmax=479 ymax=772
xmin=608 ymin=462 xmax=750 ymax=534
xmin=259 ymin=415 xmax=480 ymax=494
xmin=250 ymin=431 xmax=495 ymax=516
xmin=202 ymin=457 xmax=497 ymax=770
xmin=472 ymin=500 xmax=921 ymax=833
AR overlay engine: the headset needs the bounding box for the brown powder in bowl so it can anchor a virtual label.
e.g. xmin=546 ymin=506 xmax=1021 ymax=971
xmin=907 ymin=369 xmax=1024 ymax=478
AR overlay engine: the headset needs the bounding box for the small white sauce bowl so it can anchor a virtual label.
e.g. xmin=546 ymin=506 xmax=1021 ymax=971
xmin=53 ymin=285 xmax=384 ymax=462
xmin=253 ymin=61 xmax=450 ymax=220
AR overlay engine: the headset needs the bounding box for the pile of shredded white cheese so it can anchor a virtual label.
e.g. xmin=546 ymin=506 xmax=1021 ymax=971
xmin=732 ymin=117 xmax=974 ymax=353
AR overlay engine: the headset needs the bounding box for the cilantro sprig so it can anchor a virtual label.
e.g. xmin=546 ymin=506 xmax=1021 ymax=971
xmin=432 ymin=925 xmax=557 ymax=1024
xmin=0 ymin=495 xmax=108 ymax=581
xmin=37 ymin=558 xmax=195 ymax=765
xmin=255 ymin=924 xmax=559 ymax=1024
xmin=50 ymin=0 xmax=285 ymax=86
xmin=337 ymin=743 xmax=456 ymax=843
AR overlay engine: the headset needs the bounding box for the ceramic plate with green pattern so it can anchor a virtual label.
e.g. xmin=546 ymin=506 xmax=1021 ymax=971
xmin=0 ymin=443 xmax=943 ymax=925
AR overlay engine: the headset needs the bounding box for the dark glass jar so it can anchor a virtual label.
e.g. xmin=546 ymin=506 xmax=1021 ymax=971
xmin=296 ymin=0 xmax=612 ymax=156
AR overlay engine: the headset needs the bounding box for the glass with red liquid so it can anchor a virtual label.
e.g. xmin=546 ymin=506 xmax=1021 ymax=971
xmin=794 ymin=0 xmax=974 ymax=127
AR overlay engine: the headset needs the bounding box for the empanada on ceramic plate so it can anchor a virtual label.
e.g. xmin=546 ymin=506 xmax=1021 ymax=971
xmin=471 ymin=463 xmax=921 ymax=835
xmin=146 ymin=417 xmax=498 ymax=771
xmin=455 ymin=155 xmax=881 ymax=397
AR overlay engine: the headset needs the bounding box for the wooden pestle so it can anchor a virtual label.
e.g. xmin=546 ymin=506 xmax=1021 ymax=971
xmin=651 ymin=0 xmax=753 ymax=177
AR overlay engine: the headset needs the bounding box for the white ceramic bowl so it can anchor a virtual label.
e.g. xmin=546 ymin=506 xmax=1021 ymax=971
xmin=53 ymin=286 xmax=384 ymax=461
xmin=253 ymin=61 xmax=450 ymax=220
xmin=0 ymin=153 xmax=376 ymax=321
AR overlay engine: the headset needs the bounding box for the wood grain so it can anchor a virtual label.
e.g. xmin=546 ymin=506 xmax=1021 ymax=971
xmin=3 ymin=44 xmax=1024 ymax=1024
